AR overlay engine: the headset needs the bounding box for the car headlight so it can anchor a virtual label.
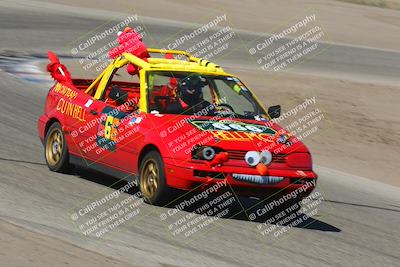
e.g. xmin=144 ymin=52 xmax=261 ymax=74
xmin=259 ymin=150 xmax=272 ymax=165
xmin=192 ymin=146 xmax=216 ymax=161
xmin=202 ymin=147 xmax=216 ymax=160
xmin=245 ymin=151 xmax=260 ymax=166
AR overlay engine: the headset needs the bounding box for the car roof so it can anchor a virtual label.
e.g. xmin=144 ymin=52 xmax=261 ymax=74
xmin=123 ymin=48 xmax=230 ymax=75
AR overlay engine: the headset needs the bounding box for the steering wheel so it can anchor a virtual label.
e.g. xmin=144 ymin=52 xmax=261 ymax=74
xmin=215 ymin=103 xmax=235 ymax=113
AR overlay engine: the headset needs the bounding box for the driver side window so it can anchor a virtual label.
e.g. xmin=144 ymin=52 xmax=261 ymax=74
xmin=99 ymin=66 xmax=141 ymax=113
xmin=147 ymin=72 xmax=213 ymax=113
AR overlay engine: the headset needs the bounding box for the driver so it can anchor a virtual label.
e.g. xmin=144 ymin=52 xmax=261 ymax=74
xmin=166 ymin=75 xmax=215 ymax=115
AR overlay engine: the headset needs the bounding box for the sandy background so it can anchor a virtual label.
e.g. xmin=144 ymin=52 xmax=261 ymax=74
xmin=37 ymin=0 xmax=400 ymax=51
xmin=241 ymin=70 xmax=400 ymax=187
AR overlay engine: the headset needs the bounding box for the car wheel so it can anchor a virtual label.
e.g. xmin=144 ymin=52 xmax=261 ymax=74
xmin=139 ymin=150 xmax=173 ymax=206
xmin=44 ymin=122 xmax=72 ymax=173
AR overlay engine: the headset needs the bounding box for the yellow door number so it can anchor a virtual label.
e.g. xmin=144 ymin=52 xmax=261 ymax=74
xmin=104 ymin=115 xmax=120 ymax=141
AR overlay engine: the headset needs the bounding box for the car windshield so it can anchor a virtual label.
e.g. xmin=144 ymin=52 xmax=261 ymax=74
xmin=147 ymin=71 xmax=266 ymax=119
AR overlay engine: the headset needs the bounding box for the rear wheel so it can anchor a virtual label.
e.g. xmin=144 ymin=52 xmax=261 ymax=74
xmin=139 ymin=151 xmax=174 ymax=206
xmin=44 ymin=122 xmax=72 ymax=173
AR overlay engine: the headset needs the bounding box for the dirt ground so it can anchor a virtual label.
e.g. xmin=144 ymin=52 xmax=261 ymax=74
xmin=238 ymin=69 xmax=400 ymax=187
xmin=37 ymin=0 xmax=400 ymax=51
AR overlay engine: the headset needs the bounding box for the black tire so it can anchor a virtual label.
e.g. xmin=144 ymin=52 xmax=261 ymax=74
xmin=139 ymin=150 xmax=174 ymax=206
xmin=44 ymin=122 xmax=72 ymax=173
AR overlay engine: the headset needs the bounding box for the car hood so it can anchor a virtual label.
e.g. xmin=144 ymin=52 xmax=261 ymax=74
xmin=148 ymin=113 xmax=309 ymax=156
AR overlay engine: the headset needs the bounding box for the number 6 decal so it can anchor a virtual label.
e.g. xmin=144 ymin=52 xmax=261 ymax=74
xmin=96 ymin=107 xmax=125 ymax=151
xmin=104 ymin=115 xmax=120 ymax=141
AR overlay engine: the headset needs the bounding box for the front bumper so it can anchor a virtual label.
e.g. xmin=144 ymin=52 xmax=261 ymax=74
xmin=163 ymin=158 xmax=317 ymax=198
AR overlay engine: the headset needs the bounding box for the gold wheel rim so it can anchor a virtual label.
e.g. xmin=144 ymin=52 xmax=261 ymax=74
xmin=140 ymin=159 xmax=159 ymax=200
xmin=45 ymin=128 xmax=63 ymax=166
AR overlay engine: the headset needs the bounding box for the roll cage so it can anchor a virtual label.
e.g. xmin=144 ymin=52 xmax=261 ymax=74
xmin=83 ymin=48 xmax=268 ymax=115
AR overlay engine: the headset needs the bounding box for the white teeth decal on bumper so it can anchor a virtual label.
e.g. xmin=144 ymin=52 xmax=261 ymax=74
xmin=232 ymin=173 xmax=284 ymax=185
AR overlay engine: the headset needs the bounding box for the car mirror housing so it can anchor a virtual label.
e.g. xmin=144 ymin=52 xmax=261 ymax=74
xmin=268 ymin=105 xmax=281 ymax=119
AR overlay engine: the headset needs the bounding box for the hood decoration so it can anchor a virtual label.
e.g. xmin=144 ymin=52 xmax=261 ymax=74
xmin=207 ymin=152 xmax=229 ymax=168
xmin=190 ymin=119 xmax=275 ymax=134
xmin=189 ymin=119 xmax=276 ymax=142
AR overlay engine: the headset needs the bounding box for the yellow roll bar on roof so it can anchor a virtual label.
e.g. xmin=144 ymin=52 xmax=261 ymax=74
xmin=126 ymin=48 xmax=226 ymax=73
xmin=86 ymin=48 xmax=231 ymax=105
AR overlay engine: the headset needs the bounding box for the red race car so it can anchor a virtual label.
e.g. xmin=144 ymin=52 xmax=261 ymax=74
xmin=38 ymin=29 xmax=317 ymax=206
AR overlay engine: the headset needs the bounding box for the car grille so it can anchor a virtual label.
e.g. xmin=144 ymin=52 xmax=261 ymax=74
xmin=232 ymin=174 xmax=284 ymax=185
xmin=226 ymin=150 xmax=286 ymax=163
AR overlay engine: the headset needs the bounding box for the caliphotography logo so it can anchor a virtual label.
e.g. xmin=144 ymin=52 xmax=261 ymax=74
xmin=0 ymin=1 xmax=399 ymax=267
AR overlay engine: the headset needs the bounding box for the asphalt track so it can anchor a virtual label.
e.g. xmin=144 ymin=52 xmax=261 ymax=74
xmin=0 ymin=1 xmax=400 ymax=266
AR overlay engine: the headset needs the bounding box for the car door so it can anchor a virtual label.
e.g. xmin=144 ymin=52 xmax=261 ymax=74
xmin=72 ymin=95 xmax=108 ymax=163
xmin=87 ymin=64 xmax=144 ymax=176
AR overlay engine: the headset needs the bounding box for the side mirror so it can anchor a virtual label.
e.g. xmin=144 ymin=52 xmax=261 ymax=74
xmin=268 ymin=105 xmax=281 ymax=119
